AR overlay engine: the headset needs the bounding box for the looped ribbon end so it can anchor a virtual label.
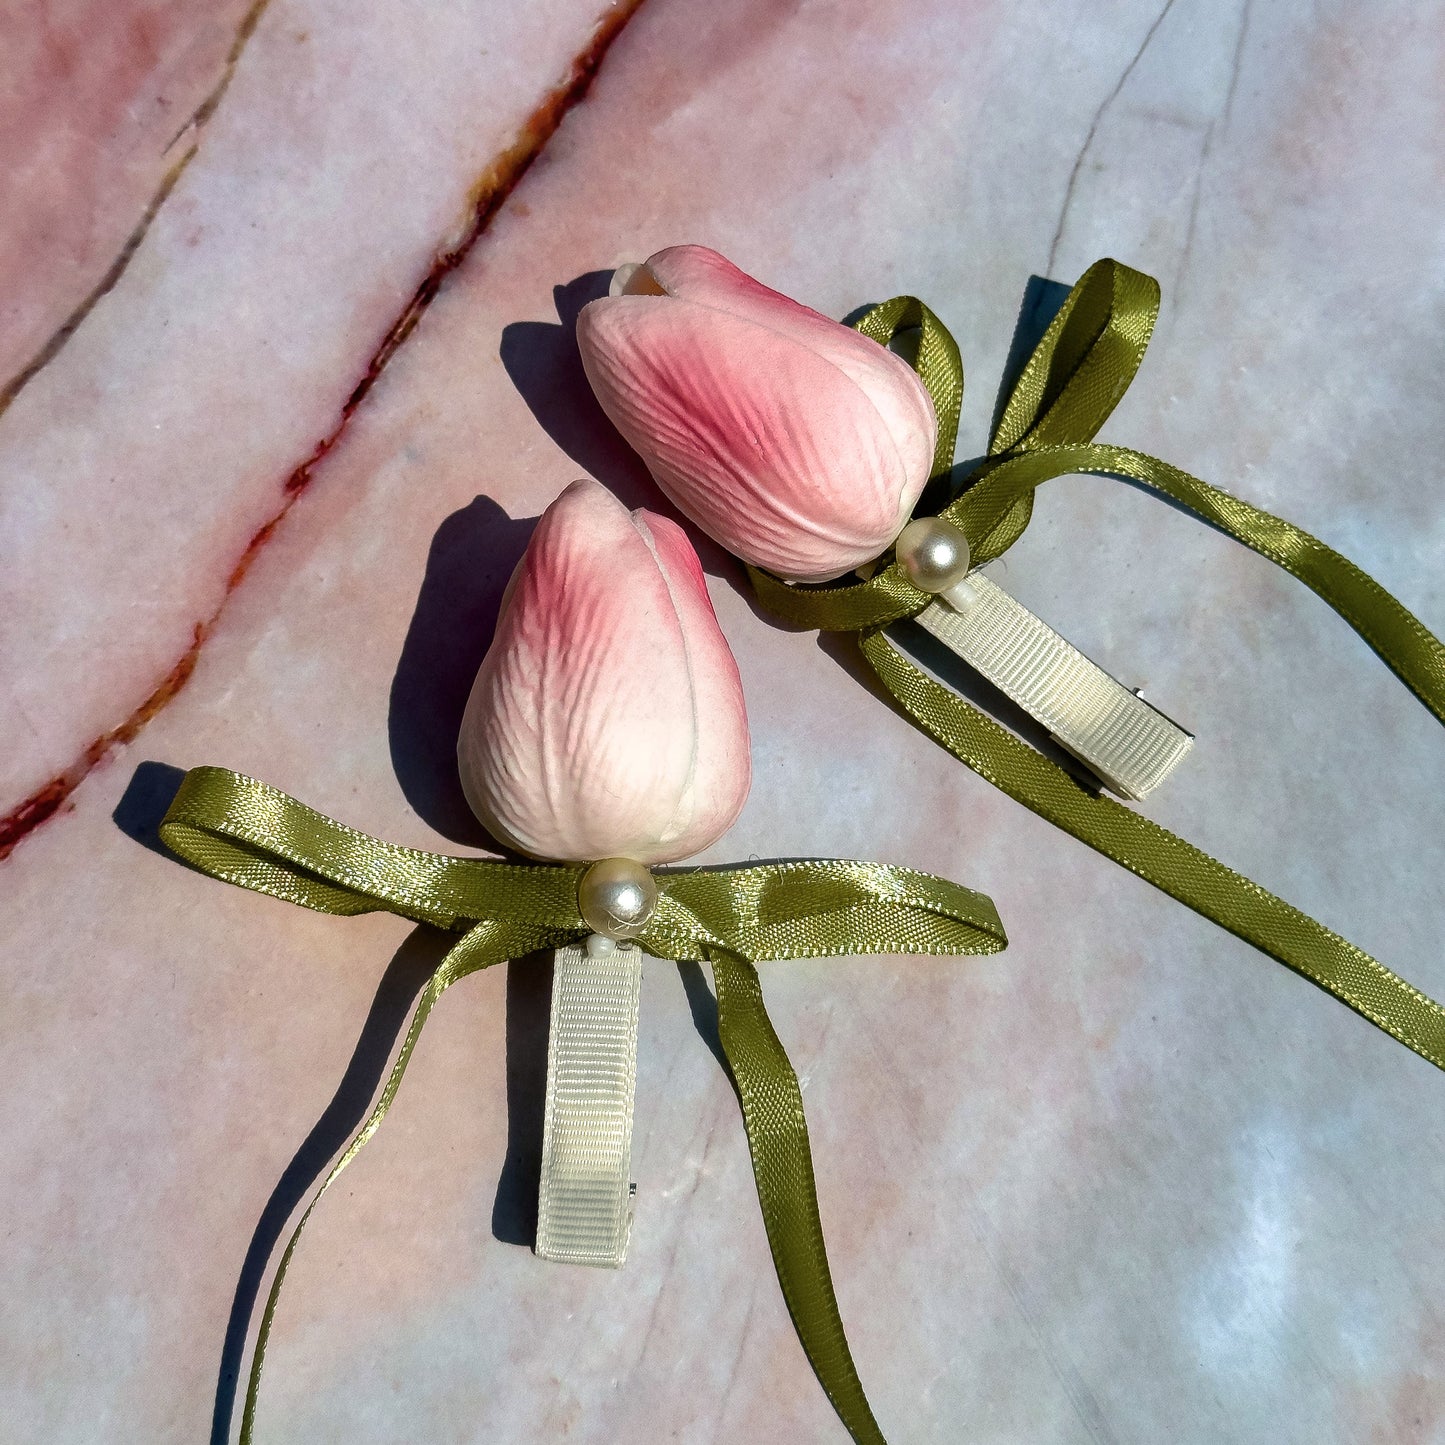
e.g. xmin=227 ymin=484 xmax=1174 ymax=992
xmin=159 ymin=765 xmax=1005 ymax=1445
xmin=749 ymin=259 xmax=1445 ymax=1075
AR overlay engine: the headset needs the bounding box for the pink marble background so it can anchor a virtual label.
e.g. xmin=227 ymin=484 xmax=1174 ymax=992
xmin=3 ymin=0 xmax=1443 ymax=1440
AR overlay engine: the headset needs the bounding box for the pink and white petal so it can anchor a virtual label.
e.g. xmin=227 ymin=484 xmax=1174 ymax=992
xmin=459 ymin=479 xmax=744 ymax=864
xmin=634 ymin=509 xmax=751 ymax=855
xmin=579 ymin=295 xmax=916 ymax=580
xmin=642 ymin=244 xmax=937 ymax=488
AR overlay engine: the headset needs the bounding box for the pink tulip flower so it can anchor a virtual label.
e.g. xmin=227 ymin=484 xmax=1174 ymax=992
xmin=458 ymin=478 xmax=751 ymax=865
xmin=577 ymin=245 xmax=937 ymax=583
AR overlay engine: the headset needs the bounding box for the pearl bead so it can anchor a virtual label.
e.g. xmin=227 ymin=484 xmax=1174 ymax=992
xmin=894 ymin=517 xmax=972 ymax=593
xmin=578 ymin=857 xmax=657 ymax=941
xmin=585 ymin=933 xmax=617 ymax=959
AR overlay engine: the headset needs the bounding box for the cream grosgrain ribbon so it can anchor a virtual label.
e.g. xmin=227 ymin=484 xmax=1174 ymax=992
xmin=158 ymin=764 xmax=1006 ymax=1444
xmin=535 ymin=939 xmax=643 ymax=1267
xmin=911 ymin=570 xmax=1193 ymax=799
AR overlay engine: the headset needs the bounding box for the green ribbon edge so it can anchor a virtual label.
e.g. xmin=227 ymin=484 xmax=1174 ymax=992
xmin=750 ymin=258 xmax=1445 ymax=1074
xmin=159 ymin=765 xmax=1006 ymax=1444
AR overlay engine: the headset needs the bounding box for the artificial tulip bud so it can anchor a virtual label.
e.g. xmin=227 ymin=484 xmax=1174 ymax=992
xmin=577 ymin=244 xmax=937 ymax=583
xmin=458 ymin=478 xmax=751 ymax=865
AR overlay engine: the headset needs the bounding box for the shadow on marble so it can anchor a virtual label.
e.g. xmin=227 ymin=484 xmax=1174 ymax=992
xmin=387 ymin=495 xmax=537 ymax=849
xmin=676 ymin=959 xmax=729 ymax=1075
xmin=111 ymin=760 xmax=188 ymax=859
xmin=204 ymin=922 xmax=453 ymax=1445
xmin=987 ymin=270 xmax=1237 ymax=535
xmin=500 ymin=271 xmax=752 ymax=592
xmin=500 ymin=270 xmax=657 ymax=512
xmin=813 ymin=615 xmax=1107 ymax=795
xmin=988 ymin=273 xmax=1071 ymax=440
xmin=110 ymin=762 xmax=559 ymax=1430
xmin=491 ymin=949 xmax=554 ymax=1247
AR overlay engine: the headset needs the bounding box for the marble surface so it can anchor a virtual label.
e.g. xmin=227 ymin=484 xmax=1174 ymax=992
xmin=0 ymin=0 xmax=632 ymax=823
xmin=0 ymin=0 xmax=261 ymax=393
xmin=3 ymin=0 xmax=1444 ymax=1441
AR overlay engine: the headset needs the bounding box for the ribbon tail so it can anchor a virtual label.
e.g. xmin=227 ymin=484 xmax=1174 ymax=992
xmin=949 ymin=444 xmax=1445 ymax=730
xmin=1096 ymin=443 xmax=1445 ymax=728
xmin=238 ymin=924 xmax=512 ymax=1445
xmin=860 ymin=627 xmax=1445 ymax=1073
xmin=711 ymin=953 xmax=888 ymax=1445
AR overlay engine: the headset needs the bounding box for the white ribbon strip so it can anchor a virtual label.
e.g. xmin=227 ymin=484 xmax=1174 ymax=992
xmin=535 ymin=942 xmax=643 ymax=1268
xmin=915 ymin=573 xmax=1193 ymax=800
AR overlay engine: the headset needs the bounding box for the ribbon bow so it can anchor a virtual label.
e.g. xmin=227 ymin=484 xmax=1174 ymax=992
xmin=748 ymin=258 xmax=1445 ymax=1073
xmin=160 ymin=764 xmax=1006 ymax=1444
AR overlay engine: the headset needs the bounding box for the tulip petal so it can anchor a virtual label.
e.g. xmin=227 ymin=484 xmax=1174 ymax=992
xmin=580 ymin=296 xmax=926 ymax=581
xmin=634 ymin=509 xmax=752 ymax=852
xmin=458 ymin=479 xmax=750 ymax=864
xmin=643 ymin=245 xmax=936 ymax=491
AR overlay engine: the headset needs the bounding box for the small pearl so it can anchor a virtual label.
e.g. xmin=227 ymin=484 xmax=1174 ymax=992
xmin=895 ymin=517 xmax=972 ymax=594
xmin=578 ymin=857 xmax=658 ymax=941
xmin=585 ymin=933 xmax=617 ymax=959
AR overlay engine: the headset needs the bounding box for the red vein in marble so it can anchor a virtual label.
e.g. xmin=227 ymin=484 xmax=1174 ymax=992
xmin=0 ymin=0 xmax=646 ymax=862
xmin=0 ymin=0 xmax=275 ymax=418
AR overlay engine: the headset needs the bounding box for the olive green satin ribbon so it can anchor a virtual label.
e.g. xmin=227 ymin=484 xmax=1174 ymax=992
xmin=750 ymin=258 xmax=1445 ymax=1070
xmin=159 ymin=765 xmax=1005 ymax=1444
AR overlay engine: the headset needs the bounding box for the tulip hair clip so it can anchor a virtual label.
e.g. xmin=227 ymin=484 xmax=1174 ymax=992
xmin=157 ymin=479 xmax=1006 ymax=1444
xmin=579 ymin=245 xmax=1445 ymax=1076
xmin=590 ymin=247 xmax=1191 ymax=803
